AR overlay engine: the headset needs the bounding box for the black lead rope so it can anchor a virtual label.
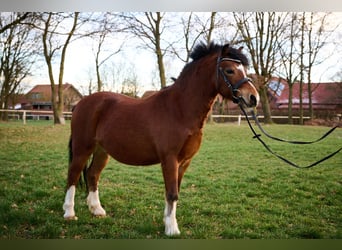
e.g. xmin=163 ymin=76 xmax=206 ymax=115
xmin=250 ymin=110 xmax=339 ymax=145
xmin=239 ymin=105 xmax=342 ymax=169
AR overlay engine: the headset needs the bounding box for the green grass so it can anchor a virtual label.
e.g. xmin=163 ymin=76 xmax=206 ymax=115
xmin=0 ymin=121 xmax=341 ymax=239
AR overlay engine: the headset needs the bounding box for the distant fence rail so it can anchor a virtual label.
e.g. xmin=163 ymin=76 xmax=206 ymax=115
xmin=211 ymin=114 xmax=311 ymax=125
xmin=0 ymin=109 xmax=72 ymax=125
xmin=0 ymin=109 xmax=311 ymax=125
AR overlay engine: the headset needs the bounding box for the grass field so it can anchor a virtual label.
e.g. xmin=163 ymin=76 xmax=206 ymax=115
xmin=0 ymin=121 xmax=341 ymax=239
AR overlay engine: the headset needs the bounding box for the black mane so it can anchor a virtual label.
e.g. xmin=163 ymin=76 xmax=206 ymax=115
xmin=176 ymin=41 xmax=249 ymax=82
xmin=189 ymin=42 xmax=222 ymax=61
xmin=190 ymin=41 xmax=249 ymax=66
xmin=224 ymin=46 xmax=249 ymax=66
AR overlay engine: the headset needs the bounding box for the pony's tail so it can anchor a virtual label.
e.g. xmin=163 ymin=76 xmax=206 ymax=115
xmin=68 ymin=136 xmax=89 ymax=191
xmin=68 ymin=136 xmax=73 ymax=164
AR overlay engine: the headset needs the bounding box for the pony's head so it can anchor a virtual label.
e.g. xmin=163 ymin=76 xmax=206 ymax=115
xmin=215 ymin=44 xmax=259 ymax=109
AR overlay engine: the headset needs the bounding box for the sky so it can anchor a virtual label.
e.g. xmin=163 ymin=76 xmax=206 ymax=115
xmin=24 ymin=12 xmax=342 ymax=96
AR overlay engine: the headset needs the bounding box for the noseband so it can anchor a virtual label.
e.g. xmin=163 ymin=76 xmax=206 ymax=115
xmin=217 ymin=57 xmax=252 ymax=104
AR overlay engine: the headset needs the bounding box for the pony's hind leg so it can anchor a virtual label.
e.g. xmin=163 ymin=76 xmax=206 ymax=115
xmin=85 ymin=145 xmax=109 ymax=217
xmin=63 ymin=134 xmax=95 ymax=220
xmin=63 ymin=152 xmax=92 ymax=220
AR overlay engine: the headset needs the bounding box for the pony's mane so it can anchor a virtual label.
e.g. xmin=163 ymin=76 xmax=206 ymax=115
xmin=224 ymin=46 xmax=249 ymax=66
xmin=189 ymin=42 xmax=222 ymax=61
xmin=190 ymin=41 xmax=249 ymax=66
xmin=175 ymin=41 xmax=249 ymax=83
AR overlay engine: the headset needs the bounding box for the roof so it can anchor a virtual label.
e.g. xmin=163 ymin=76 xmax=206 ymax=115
xmin=271 ymin=81 xmax=342 ymax=110
xmin=28 ymin=83 xmax=74 ymax=96
xmin=25 ymin=83 xmax=83 ymax=102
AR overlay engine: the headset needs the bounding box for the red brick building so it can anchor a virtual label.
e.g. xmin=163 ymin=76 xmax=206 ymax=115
xmin=20 ymin=83 xmax=83 ymax=112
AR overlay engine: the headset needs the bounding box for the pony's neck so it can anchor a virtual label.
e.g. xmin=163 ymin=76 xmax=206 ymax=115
xmin=173 ymin=55 xmax=218 ymax=129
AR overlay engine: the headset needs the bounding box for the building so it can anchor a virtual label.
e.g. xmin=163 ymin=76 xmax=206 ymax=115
xmin=268 ymin=78 xmax=342 ymax=119
xmin=20 ymin=83 xmax=83 ymax=112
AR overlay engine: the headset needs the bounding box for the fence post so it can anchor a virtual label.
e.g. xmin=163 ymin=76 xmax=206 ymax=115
xmin=238 ymin=114 xmax=241 ymax=126
xmin=23 ymin=110 xmax=26 ymax=125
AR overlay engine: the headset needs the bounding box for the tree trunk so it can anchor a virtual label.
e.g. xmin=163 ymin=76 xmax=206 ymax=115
xmin=156 ymin=46 xmax=166 ymax=88
xmin=288 ymin=84 xmax=293 ymax=124
xmin=259 ymin=86 xmax=273 ymax=124
xmin=154 ymin=13 xmax=166 ymax=89
xmin=299 ymin=13 xmax=305 ymax=125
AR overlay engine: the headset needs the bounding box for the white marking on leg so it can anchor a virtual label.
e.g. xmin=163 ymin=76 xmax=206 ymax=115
xmin=164 ymin=200 xmax=180 ymax=236
xmin=87 ymin=189 xmax=106 ymax=217
xmin=63 ymin=185 xmax=78 ymax=220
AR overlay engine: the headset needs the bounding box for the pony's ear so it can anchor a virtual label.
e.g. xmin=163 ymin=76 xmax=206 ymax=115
xmin=238 ymin=46 xmax=244 ymax=52
xmin=221 ymin=44 xmax=230 ymax=55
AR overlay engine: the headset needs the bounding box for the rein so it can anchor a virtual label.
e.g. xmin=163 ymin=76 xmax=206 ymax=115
xmin=216 ymin=55 xmax=341 ymax=168
xmin=239 ymin=103 xmax=342 ymax=169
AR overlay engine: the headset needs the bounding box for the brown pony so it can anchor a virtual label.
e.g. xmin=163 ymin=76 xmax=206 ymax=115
xmin=63 ymin=42 xmax=259 ymax=236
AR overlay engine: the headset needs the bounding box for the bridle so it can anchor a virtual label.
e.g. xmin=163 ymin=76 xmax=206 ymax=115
xmin=216 ymin=56 xmax=253 ymax=104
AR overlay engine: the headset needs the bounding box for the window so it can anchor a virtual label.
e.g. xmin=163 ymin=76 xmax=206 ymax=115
xmin=268 ymin=80 xmax=285 ymax=96
xmin=31 ymin=93 xmax=42 ymax=99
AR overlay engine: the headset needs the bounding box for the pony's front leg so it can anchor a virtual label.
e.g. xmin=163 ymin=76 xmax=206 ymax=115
xmin=162 ymin=156 xmax=181 ymax=236
xmin=63 ymin=185 xmax=78 ymax=220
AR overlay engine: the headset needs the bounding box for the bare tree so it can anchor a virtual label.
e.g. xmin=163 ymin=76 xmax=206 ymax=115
xmin=40 ymin=12 xmax=79 ymax=125
xmin=298 ymin=13 xmax=306 ymax=125
xmin=120 ymin=12 xmax=168 ymax=89
xmin=233 ymin=12 xmax=288 ymax=124
xmin=171 ymin=12 xmax=219 ymax=64
xmin=277 ymin=13 xmax=301 ymax=124
xmin=0 ymin=12 xmax=39 ymax=120
xmin=120 ymin=67 xmax=140 ymax=98
xmin=305 ymin=12 xmax=333 ymax=122
xmin=0 ymin=12 xmax=31 ymax=34
xmin=170 ymin=12 xmax=203 ymax=63
xmin=89 ymin=13 xmax=123 ymax=92
xmin=277 ymin=12 xmax=335 ymax=124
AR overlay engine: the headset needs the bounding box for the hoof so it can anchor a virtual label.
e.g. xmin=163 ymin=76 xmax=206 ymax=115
xmin=164 ymin=216 xmax=181 ymax=236
xmin=93 ymin=214 xmax=106 ymax=218
xmin=165 ymin=227 xmax=181 ymax=236
xmin=64 ymin=215 xmax=78 ymax=221
xmin=89 ymin=206 xmax=106 ymax=217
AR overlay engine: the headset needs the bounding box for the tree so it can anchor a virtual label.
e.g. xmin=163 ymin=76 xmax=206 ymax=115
xmin=120 ymin=68 xmax=140 ymax=98
xmin=277 ymin=13 xmax=301 ymax=124
xmin=0 ymin=12 xmax=39 ymax=120
xmin=304 ymin=12 xmax=333 ymax=122
xmin=233 ymin=12 xmax=288 ymax=124
xmin=277 ymin=12 xmax=334 ymax=124
xmin=120 ymin=12 xmax=168 ymax=89
xmin=40 ymin=12 xmax=79 ymax=125
xmin=89 ymin=13 xmax=123 ymax=92
xmin=299 ymin=13 xmax=305 ymax=125
xmin=0 ymin=12 xmax=31 ymax=34
xmin=171 ymin=12 xmax=219 ymax=64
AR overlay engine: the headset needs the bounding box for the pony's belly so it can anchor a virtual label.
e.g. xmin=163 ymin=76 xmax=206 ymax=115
xmin=104 ymin=142 xmax=160 ymax=166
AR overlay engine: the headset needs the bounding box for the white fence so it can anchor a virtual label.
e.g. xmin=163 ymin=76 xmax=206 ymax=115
xmin=211 ymin=114 xmax=311 ymax=125
xmin=0 ymin=109 xmax=310 ymax=125
xmin=0 ymin=109 xmax=72 ymax=125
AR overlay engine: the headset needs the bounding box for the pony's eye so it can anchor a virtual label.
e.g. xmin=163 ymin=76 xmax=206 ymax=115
xmin=225 ymin=69 xmax=234 ymax=75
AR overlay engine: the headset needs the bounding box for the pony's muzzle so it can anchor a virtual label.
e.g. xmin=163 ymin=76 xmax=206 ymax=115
xmin=233 ymin=90 xmax=259 ymax=108
xmin=249 ymin=94 xmax=258 ymax=107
